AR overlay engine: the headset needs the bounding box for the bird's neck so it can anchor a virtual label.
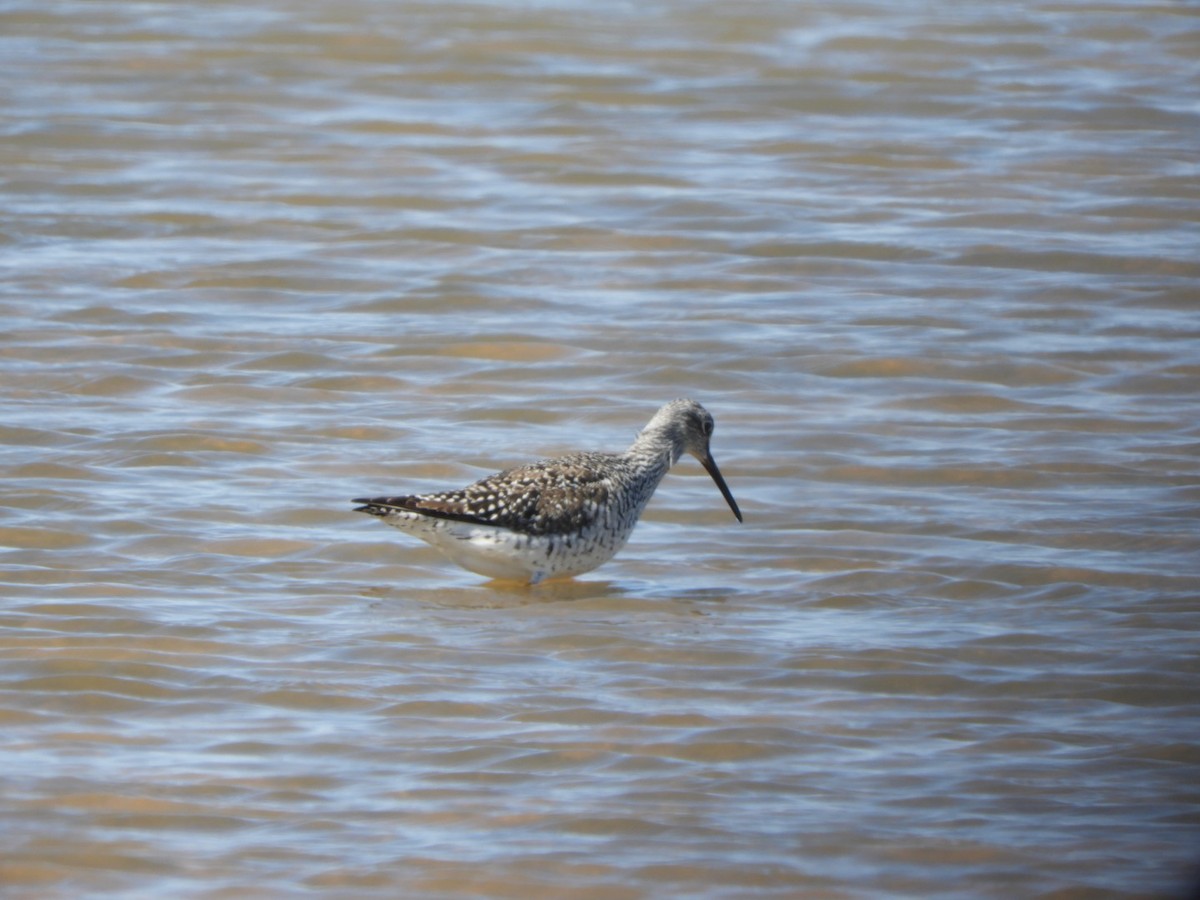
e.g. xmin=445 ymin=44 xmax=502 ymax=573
xmin=625 ymin=424 xmax=682 ymax=481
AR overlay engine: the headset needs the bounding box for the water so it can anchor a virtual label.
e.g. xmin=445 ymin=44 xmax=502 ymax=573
xmin=2 ymin=1 xmax=1199 ymax=897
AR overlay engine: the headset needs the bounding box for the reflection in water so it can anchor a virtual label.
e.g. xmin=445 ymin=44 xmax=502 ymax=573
xmin=398 ymin=578 xmax=629 ymax=609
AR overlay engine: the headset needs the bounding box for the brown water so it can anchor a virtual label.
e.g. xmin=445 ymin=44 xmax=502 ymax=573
xmin=3 ymin=1 xmax=1199 ymax=897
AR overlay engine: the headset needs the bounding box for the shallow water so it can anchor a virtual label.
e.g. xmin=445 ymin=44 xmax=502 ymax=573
xmin=2 ymin=1 xmax=1199 ymax=897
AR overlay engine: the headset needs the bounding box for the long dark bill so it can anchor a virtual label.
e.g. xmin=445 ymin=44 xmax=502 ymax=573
xmin=700 ymin=453 xmax=743 ymax=523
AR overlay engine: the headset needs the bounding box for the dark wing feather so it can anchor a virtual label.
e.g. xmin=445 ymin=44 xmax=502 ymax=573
xmin=354 ymin=454 xmax=613 ymax=536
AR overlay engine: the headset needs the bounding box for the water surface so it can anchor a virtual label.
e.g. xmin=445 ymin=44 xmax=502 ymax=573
xmin=2 ymin=1 xmax=1199 ymax=897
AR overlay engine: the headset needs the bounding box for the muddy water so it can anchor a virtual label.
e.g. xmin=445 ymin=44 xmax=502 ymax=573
xmin=2 ymin=1 xmax=1199 ymax=897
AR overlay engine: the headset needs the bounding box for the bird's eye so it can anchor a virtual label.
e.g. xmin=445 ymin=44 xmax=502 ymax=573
xmin=702 ymin=418 xmax=714 ymax=436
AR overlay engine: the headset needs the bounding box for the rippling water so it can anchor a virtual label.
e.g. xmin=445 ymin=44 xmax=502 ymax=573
xmin=3 ymin=1 xmax=1199 ymax=897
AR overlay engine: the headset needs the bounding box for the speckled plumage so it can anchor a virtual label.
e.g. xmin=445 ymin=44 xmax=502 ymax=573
xmin=353 ymin=398 xmax=742 ymax=584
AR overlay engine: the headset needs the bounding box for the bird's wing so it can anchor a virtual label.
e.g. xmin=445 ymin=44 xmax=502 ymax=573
xmin=355 ymin=455 xmax=613 ymax=536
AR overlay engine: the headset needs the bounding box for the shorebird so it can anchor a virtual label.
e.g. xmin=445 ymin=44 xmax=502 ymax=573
xmin=353 ymin=398 xmax=742 ymax=584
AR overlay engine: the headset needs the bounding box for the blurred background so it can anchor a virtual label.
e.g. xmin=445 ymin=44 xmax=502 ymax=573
xmin=2 ymin=1 xmax=1198 ymax=897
